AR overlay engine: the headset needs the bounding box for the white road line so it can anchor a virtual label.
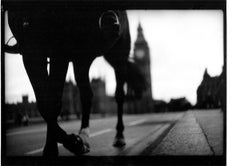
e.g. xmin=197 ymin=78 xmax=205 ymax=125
xmin=25 ymin=143 xmax=63 ymax=155
xmin=7 ymin=119 xmax=146 ymax=136
xmin=7 ymin=128 xmax=46 ymax=136
xmin=25 ymin=147 xmax=44 ymax=155
xmin=127 ymin=119 xmax=146 ymax=126
xmin=89 ymin=128 xmax=113 ymax=137
xmin=24 ymin=118 xmax=147 ymax=155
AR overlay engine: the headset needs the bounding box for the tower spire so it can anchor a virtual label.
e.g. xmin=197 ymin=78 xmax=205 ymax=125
xmin=137 ymin=22 xmax=143 ymax=33
xmin=137 ymin=22 xmax=145 ymax=41
xmin=204 ymin=68 xmax=210 ymax=79
xmin=135 ymin=22 xmax=147 ymax=46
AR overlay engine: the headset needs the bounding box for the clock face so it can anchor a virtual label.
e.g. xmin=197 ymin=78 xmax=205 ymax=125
xmin=135 ymin=49 xmax=145 ymax=59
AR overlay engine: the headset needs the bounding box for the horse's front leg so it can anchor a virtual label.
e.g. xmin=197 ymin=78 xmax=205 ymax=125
xmin=43 ymin=55 xmax=70 ymax=156
xmin=44 ymin=55 xmax=91 ymax=156
xmin=73 ymin=59 xmax=93 ymax=153
xmin=22 ymin=52 xmax=69 ymax=156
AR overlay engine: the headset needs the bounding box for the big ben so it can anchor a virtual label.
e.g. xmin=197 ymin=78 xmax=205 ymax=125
xmin=127 ymin=22 xmax=153 ymax=113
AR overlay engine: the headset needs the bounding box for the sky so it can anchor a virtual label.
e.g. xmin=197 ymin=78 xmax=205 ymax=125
xmin=4 ymin=10 xmax=223 ymax=105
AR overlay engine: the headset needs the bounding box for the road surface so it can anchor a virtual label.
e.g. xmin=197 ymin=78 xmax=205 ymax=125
xmin=4 ymin=110 xmax=223 ymax=157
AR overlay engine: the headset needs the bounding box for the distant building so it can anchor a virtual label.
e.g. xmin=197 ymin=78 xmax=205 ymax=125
xmin=21 ymin=95 xmax=39 ymax=118
xmin=153 ymin=100 xmax=168 ymax=112
xmin=5 ymin=95 xmax=39 ymax=126
xmin=91 ymin=78 xmax=108 ymax=115
xmin=61 ymin=80 xmax=81 ymax=120
xmin=8 ymin=70 xmax=160 ymax=126
xmin=62 ymin=78 xmax=116 ymax=117
xmin=126 ymin=22 xmax=153 ymax=114
xmin=153 ymin=97 xmax=192 ymax=112
xmin=196 ymin=67 xmax=225 ymax=109
xmin=168 ymin=97 xmax=192 ymax=111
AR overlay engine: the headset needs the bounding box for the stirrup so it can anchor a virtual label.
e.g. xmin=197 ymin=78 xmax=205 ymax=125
xmin=99 ymin=10 xmax=120 ymax=29
xmin=98 ymin=10 xmax=121 ymax=54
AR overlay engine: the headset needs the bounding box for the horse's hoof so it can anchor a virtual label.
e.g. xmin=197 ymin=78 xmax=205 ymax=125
xmin=113 ymin=137 xmax=126 ymax=147
xmin=43 ymin=141 xmax=59 ymax=157
xmin=63 ymin=134 xmax=90 ymax=155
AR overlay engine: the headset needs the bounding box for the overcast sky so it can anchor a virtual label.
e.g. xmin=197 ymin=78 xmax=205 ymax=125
xmin=4 ymin=10 xmax=223 ymax=105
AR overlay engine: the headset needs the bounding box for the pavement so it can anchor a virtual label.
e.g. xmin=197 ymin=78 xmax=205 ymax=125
xmin=3 ymin=109 xmax=224 ymax=165
xmin=150 ymin=109 xmax=223 ymax=155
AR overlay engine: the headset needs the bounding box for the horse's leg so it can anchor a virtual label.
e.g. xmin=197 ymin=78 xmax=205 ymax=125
xmin=104 ymin=54 xmax=128 ymax=147
xmin=113 ymin=67 xmax=127 ymax=147
xmin=73 ymin=58 xmax=94 ymax=153
xmin=22 ymin=52 xmax=69 ymax=156
xmin=22 ymin=53 xmax=59 ymax=156
xmin=44 ymin=55 xmax=94 ymax=156
xmin=43 ymin=55 xmax=70 ymax=155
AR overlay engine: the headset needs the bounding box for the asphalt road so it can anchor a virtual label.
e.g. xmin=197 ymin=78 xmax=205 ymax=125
xmin=5 ymin=112 xmax=184 ymax=156
xmin=4 ymin=110 xmax=224 ymax=157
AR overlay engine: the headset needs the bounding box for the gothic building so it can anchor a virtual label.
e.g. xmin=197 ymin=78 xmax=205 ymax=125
xmin=126 ymin=22 xmax=153 ymax=114
xmin=61 ymin=78 xmax=110 ymax=118
xmin=61 ymin=80 xmax=81 ymax=120
xmin=196 ymin=67 xmax=225 ymax=109
xmin=5 ymin=95 xmax=39 ymax=126
xmin=91 ymin=78 xmax=108 ymax=115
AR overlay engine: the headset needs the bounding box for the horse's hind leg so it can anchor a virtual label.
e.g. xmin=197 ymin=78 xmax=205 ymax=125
xmin=113 ymin=68 xmax=126 ymax=147
xmin=104 ymin=55 xmax=127 ymax=147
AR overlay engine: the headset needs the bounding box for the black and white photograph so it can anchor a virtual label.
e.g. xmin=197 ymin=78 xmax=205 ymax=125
xmin=2 ymin=0 xmax=227 ymax=165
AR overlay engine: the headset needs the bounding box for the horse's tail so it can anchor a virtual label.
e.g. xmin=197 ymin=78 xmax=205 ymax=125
xmin=126 ymin=60 xmax=147 ymax=99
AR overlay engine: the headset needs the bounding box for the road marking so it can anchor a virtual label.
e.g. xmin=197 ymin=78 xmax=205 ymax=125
xmin=25 ymin=143 xmax=63 ymax=155
xmin=127 ymin=119 xmax=146 ymax=126
xmin=25 ymin=147 xmax=44 ymax=155
xmin=7 ymin=119 xmax=146 ymax=136
xmin=24 ymin=118 xmax=147 ymax=155
xmin=89 ymin=128 xmax=113 ymax=137
xmin=7 ymin=128 xmax=46 ymax=136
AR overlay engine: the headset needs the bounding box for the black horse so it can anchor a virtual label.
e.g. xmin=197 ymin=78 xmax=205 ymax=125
xmin=5 ymin=5 xmax=146 ymax=156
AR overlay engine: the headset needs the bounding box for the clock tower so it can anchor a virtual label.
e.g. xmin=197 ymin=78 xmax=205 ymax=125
xmin=127 ymin=22 xmax=153 ymax=113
